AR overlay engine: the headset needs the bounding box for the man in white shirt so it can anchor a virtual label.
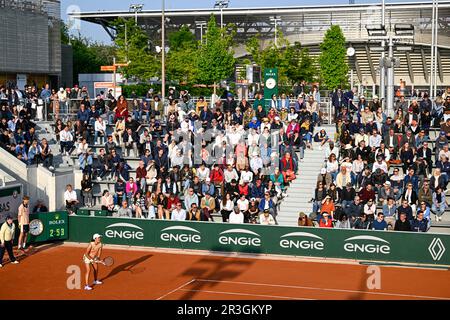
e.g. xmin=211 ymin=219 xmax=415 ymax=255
xmin=354 ymin=128 xmax=369 ymax=147
xmin=228 ymin=208 xmax=244 ymax=224
xmin=171 ymin=203 xmax=187 ymax=221
xmin=259 ymin=209 xmax=276 ymax=225
xmin=196 ymin=163 xmax=210 ymax=182
xmin=64 ymin=184 xmax=79 ymax=214
xmin=224 ymin=165 xmax=239 ymax=184
xmin=250 ymin=153 xmax=263 ymax=174
xmin=239 ymin=168 xmax=253 ymax=185
xmin=57 ymin=87 xmax=68 ymax=114
xmin=372 ymin=156 xmax=388 ymax=173
xmin=368 ymin=129 xmax=381 ymax=150
xmin=94 ymin=117 xmax=107 ymax=145
xmin=60 ymin=126 xmax=74 ymax=156
xmin=227 ymin=126 xmax=242 ymax=147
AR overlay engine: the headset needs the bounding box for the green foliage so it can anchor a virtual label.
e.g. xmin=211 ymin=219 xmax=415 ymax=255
xmin=197 ymin=15 xmax=236 ymax=86
xmin=246 ymin=31 xmax=316 ymax=86
xmin=168 ymin=25 xmax=196 ymax=49
xmin=166 ymin=25 xmax=199 ymax=84
xmin=121 ymin=83 xmax=222 ymax=98
xmin=61 ymin=24 xmax=70 ymax=45
xmin=112 ymin=18 xmax=160 ymax=81
xmin=319 ymin=25 xmax=349 ymax=89
xmin=61 ymin=22 xmax=116 ymax=84
xmin=285 ymin=42 xmax=317 ymax=84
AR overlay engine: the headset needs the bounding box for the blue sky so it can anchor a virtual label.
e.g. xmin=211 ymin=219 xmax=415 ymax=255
xmin=61 ymin=0 xmax=425 ymax=43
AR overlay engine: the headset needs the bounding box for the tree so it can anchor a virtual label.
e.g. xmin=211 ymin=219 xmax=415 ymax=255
xmin=319 ymin=25 xmax=349 ymax=89
xmin=285 ymin=42 xmax=317 ymax=85
xmin=166 ymin=25 xmax=199 ymax=84
xmin=61 ymin=23 xmax=115 ymax=84
xmin=197 ymin=15 xmax=235 ymax=94
xmin=245 ymin=30 xmax=292 ymax=86
xmin=112 ymin=18 xmax=160 ymax=81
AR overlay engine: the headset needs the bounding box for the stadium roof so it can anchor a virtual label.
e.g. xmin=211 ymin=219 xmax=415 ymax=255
xmin=70 ymin=1 xmax=450 ymax=45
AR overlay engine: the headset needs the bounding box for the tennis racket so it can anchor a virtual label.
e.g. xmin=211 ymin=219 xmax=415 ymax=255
xmin=95 ymin=256 xmax=114 ymax=266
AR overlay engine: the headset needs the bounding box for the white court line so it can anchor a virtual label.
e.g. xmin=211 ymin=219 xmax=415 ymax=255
xmin=195 ymin=279 xmax=450 ymax=300
xmin=177 ymin=289 xmax=315 ymax=300
xmin=156 ymin=278 xmax=196 ymax=300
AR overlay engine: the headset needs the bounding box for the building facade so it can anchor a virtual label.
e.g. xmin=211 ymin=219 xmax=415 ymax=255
xmin=0 ymin=0 xmax=61 ymax=89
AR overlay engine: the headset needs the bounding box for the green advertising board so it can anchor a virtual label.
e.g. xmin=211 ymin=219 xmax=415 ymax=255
xmin=263 ymin=68 xmax=278 ymax=110
xmin=68 ymin=216 xmax=450 ymax=266
xmin=28 ymin=211 xmax=69 ymax=243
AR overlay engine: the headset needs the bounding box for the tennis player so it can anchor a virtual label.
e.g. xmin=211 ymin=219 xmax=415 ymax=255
xmin=83 ymin=233 xmax=103 ymax=291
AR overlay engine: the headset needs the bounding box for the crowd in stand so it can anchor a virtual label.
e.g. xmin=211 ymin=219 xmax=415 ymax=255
xmin=2 ymin=82 xmax=450 ymax=231
xmin=53 ymin=85 xmax=328 ymax=225
xmin=308 ymin=88 xmax=450 ymax=232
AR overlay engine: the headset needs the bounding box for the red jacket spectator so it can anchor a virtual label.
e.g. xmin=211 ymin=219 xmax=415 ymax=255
xmin=281 ymin=155 xmax=296 ymax=172
xmin=166 ymin=195 xmax=180 ymax=210
xmin=136 ymin=166 xmax=147 ymax=180
xmin=238 ymin=183 xmax=249 ymax=197
xmin=286 ymin=122 xmax=300 ymax=138
xmin=359 ymin=186 xmax=376 ymax=203
xmin=210 ymin=167 xmax=224 ymax=184
xmin=319 ymin=216 xmax=333 ymax=228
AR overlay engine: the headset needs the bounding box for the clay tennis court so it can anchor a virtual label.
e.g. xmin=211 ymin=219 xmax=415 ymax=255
xmin=0 ymin=242 xmax=449 ymax=300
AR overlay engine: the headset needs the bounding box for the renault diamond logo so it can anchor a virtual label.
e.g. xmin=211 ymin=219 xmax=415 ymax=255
xmin=428 ymin=238 xmax=446 ymax=261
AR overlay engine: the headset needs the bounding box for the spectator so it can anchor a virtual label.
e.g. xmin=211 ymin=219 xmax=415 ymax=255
xmin=319 ymin=212 xmax=333 ymax=228
xmin=298 ymin=212 xmax=313 ymax=227
xmin=32 ymin=200 xmax=48 ymax=213
xmin=260 ymin=209 xmax=276 ymax=225
xmin=397 ymin=199 xmax=414 ymax=221
xmin=60 ymin=125 xmax=74 ymax=156
xmin=363 ymin=199 xmax=377 ymax=221
xmin=200 ymin=193 xmax=216 ymax=222
xmin=81 ymin=173 xmax=93 ymax=208
xmin=64 ymin=184 xmax=79 ymax=215
xmin=116 ymin=200 xmax=132 ymax=218
xmin=353 ymin=213 xmax=370 ymax=229
xmin=220 ymin=193 xmax=234 ymax=222
xmin=132 ymin=191 xmax=146 ymax=218
xmin=401 ymin=182 xmax=418 ymax=214
xmin=321 ymin=195 xmax=336 ymax=220
xmin=187 ymin=203 xmax=201 ymax=221
xmin=371 ymin=212 xmax=388 ymax=231
xmin=432 ymin=187 xmax=447 ymax=222
xmin=171 ymin=202 xmax=186 ymax=221
xmin=394 ymin=212 xmax=412 ymax=232
xmin=94 ymin=117 xmax=107 ymax=145
xmin=335 ymin=213 xmax=351 ymax=229
xmin=101 ymin=190 xmax=115 ymax=214
xmin=258 ymin=191 xmax=275 ymax=218
xmin=359 ymin=183 xmax=376 ymax=204
xmin=229 ymin=207 xmax=244 ymax=224
xmin=410 ymin=211 xmax=429 ymax=232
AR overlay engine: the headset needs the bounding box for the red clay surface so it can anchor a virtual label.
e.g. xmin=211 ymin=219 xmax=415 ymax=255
xmin=0 ymin=243 xmax=449 ymax=300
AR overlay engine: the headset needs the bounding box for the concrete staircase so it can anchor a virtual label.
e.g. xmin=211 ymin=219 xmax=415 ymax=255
xmin=277 ymin=125 xmax=336 ymax=226
xmin=34 ymin=121 xmax=73 ymax=169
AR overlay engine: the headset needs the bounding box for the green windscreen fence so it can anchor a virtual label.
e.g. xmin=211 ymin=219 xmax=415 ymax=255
xmin=68 ymin=216 xmax=450 ymax=266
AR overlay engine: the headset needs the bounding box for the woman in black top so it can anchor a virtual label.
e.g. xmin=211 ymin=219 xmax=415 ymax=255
xmin=81 ymin=174 xmax=93 ymax=208
xmin=156 ymin=193 xmax=168 ymax=219
xmin=248 ymin=199 xmax=260 ymax=224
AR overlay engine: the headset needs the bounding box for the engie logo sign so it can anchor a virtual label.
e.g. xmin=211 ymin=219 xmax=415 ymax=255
xmin=344 ymin=235 xmax=391 ymax=254
xmin=105 ymin=223 xmax=144 ymax=240
xmin=279 ymin=232 xmax=325 ymax=250
xmin=160 ymin=226 xmax=202 ymax=243
xmin=218 ymin=229 xmax=261 ymax=247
